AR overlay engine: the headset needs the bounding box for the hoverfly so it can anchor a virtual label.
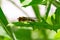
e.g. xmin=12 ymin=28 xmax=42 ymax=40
xmin=18 ymin=17 xmax=36 ymax=22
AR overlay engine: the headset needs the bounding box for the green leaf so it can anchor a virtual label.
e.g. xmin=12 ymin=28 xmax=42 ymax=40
xmin=14 ymin=29 xmax=32 ymax=40
xmin=51 ymin=15 xmax=55 ymax=24
xmin=55 ymin=7 xmax=60 ymax=24
xmin=52 ymin=7 xmax=60 ymax=31
xmin=45 ymin=0 xmax=52 ymax=19
xmin=20 ymin=0 xmax=24 ymax=3
xmin=54 ymin=30 xmax=60 ymax=39
xmin=20 ymin=0 xmax=44 ymax=7
xmin=46 ymin=16 xmax=53 ymax=25
xmin=0 ymin=35 xmax=4 ymax=40
xmin=20 ymin=0 xmax=42 ymax=5
xmin=0 ymin=35 xmax=11 ymax=40
xmin=13 ymin=21 xmax=52 ymax=30
xmin=0 ymin=8 xmax=8 ymax=26
xmin=0 ymin=8 xmax=15 ymax=40
xmin=52 ymin=0 xmax=60 ymax=7
xmin=39 ymin=21 xmax=52 ymax=30
xmin=12 ymin=22 xmax=33 ymax=27
xmin=41 ymin=0 xmax=47 ymax=5
xmin=31 ymin=5 xmax=52 ymax=30
xmin=32 ymin=5 xmax=41 ymax=22
xmin=50 ymin=7 xmax=60 ymax=32
xmin=53 ymin=24 xmax=60 ymax=32
xmin=28 ymin=0 xmax=42 ymax=5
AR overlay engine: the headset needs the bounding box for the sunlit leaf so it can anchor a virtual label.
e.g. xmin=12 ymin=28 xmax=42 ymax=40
xmin=46 ymin=16 xmax=53 ymax=25
xmin=0 ymin=35 xmax=11 ymax=40
xmin=54 ymin=31 xmax=60 ymax=40
xmin=51 ymin=15 xmax=55 ymax=24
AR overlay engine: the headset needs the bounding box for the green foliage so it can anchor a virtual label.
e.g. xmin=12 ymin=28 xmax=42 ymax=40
xmin=20 ymin=0 xmax=43 ymax=5
xmin=32 ymin=5 xmax=41 ymax=22
xmin=0 ymin=35 xmax=11 ymax=40
xmin=55 ymin=7 xmax=60 ymax=24
xmin=0 ymin=8 xmax=15 ymax=40
xmin=14 ymin=29 xmax=32 ymax=40
xmin=52 ymin=7 xmax=60 ymax=31
xmin=45 ymin=1 xmax=51 ymax=19
xmin=27 ymin=0 xmax=42 ymax=5
xmin=20 ymin=0 xmax=47 ymax=7
xmin=52 ymin=0 xmax=60 ymax=7
xmin=0 ymin=0 xmax=60 ymax=40
xmin=13 ymin=22 xmax=33 ymax=27
xmin=20 ymin=0 xmax=24 ymax=3
xmin=54 ymin=31 xmax=60 ymax=39
xmin=51 ymin=15 xmax=55 ymax=24
xmin=0 ymin=8 xmax=8 ymax=26
xmin=13 ymin=21 xmax=52 ymax=30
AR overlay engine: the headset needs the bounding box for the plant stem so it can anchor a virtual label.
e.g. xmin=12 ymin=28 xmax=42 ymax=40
xmin=41 ymin=29 xmax=48 ymax=40
xmin=45 ymin=0 xmax=51 ymax=19
xmin=32 ymin=5 xmax=48 ymax=40
xmin=32 ymin=5 xmax=41 ymax=22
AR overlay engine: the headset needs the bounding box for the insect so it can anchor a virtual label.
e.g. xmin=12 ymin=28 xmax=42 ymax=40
xmin=18 ymin=17 xmax=36 ymax=22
